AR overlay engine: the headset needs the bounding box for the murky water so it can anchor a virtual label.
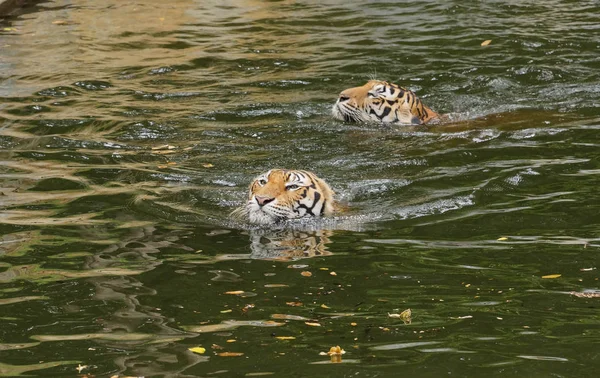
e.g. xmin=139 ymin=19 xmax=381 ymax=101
xmin=1 ymin=1 xmax=600 ymax=377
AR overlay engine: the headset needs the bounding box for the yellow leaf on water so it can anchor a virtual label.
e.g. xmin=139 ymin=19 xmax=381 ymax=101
xmin=330 ymin=271 xmax=337 ymax=276
xmin=497 ymin=237 xmax=508 ymax=241
xmin=226 ymin=339 xmax=237 ymax=343
xmin=305 ymin=322 xmax=321 ymax=327
xmin=300 ymin=271 xmax=312 ymax=277
xmin=275 ymin=336 xmax=296 ymax=340
xmin=542 ymin=274 xmax=561 ymax=279
xmin=218 ymin=352 xmax=244 ymax=357
xmin=481 ymin=39 xmax=492 ymax=46
xmin=220 ymin=309 xmax=232 ymax=313
xmin=188 ymin=347 xmax=206 ymax=354
xmin=224 ymin=291 xmax=245 ymax=295
xmin=202 ymin=163 xmax=214 ymax=168
xmin=320 ymin=304 xmax=330 ymax=309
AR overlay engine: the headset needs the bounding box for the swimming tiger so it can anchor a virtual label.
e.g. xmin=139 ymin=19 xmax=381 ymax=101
xmin=332 ymin=80 xmax=441 ymax=125
xmin=231 ymin=169 xmax=335 ymax=225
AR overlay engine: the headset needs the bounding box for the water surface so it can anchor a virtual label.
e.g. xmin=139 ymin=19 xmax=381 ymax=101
xmin=1 ymin=1 xmax=600 ymax=377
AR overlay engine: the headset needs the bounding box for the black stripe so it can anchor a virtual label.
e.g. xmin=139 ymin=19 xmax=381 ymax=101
xmin=380 ymin=105 xmax=391 ymax=119
xmin=296 ymin=191 xmax=320 ymax=216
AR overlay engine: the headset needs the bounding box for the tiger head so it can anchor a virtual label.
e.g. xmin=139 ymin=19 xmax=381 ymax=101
xmin=332 ymin=80 xmax=440 ymax=125
xmin=232 ymin=169 xmax=335 ymax=225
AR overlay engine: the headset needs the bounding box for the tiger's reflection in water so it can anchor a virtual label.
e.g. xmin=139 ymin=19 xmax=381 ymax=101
xmin=247 ymin=228 xmax=334 ymax=261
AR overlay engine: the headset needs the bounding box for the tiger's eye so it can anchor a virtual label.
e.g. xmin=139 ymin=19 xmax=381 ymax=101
xmin=286 ymin=184 xmax=300 ymax=190
xmin=258 ymin=179 xmax=267 ymax=186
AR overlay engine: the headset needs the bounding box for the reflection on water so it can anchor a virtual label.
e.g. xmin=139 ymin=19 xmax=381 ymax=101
xmin=2 ymin=0 xmax=600 ymax=377
xmin=248 ymin=228 xmax=333 ymax=260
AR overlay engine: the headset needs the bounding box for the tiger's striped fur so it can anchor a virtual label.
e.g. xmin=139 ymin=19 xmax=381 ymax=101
xmin=231 ymin=169 xmax=335 ymax=225
xmin=332 ymin=80 xmax=440 ymax=125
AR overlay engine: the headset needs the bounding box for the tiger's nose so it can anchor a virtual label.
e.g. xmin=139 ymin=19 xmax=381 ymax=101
xmin=255 ymin=196 xmax=275 ymax=206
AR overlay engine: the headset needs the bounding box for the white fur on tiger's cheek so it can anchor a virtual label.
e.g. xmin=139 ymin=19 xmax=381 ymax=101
xmin=332 ymin=103 xmax=344 ymax=121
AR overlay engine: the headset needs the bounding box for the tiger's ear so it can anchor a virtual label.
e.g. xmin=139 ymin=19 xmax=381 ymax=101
xmin=411 ymin=115 xmax=422 ymax=125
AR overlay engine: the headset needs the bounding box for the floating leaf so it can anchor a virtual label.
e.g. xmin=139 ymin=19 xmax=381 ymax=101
xmin=580 ymin=267 xmax=596 ymax=272
xmin=305 ymin=322 xmax=321 ymax=327
xmin=541 ymin=274 xmax=561 ymax=279
xmin=224 ymin=291 xmax=244 ymax=295
xmin=320 ymin=345 xmax=346 ymax=363
xmin=226 ymin=339 xmax=237 ymax=343
xmin=202 ymin=163 xmax=214 ymax=168
xmin=52 ymin=20 xmax=68 ymax=25
xmin=319 ymin=267 xmax=329 ymax=271
xmin=218 ymin=352 xmax=244 ymax=357
xmin=350 ymin=322 xmax=357 ymax=326
xmin=481 ymin=39 xmax=492 ymax=46
xmin=152 ymin=144 xmax=176 ymax=150
xmin=220 ymin=309 xmax=232 ymax=313
xmin=320 ymin=304 xmax=330 ymax=309
xmin=264 ymin=284 xmax=289 ymax=288
xmin=285 ymin=301 xmax=303 ymax=307
xmin=188 ymin=347 xmax=206 ymax=354
xmin=272 ymin=314 xmax=309 ymax=321
xmin=330 ymin=272 xmax=337 ymax=276
xmin=301 ymin=271 xmax=312 ymax=277
xmin=76 ymin=364 xmax=88 ymax=373
xmin=275 ymin=336 xmax=296 ymax=340
xmin=497 ymin=237 xmax=508 ymax=241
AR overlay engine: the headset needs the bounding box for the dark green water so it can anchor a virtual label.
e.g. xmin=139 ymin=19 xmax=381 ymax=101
xmin=1 ymin=1 xmax=600 ymax=377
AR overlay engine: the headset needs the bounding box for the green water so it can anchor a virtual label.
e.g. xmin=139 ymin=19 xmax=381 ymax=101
xmin=1 ymin=1 xmax=600 ymax=377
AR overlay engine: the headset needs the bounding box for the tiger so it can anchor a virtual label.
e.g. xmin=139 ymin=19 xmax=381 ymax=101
xmin=332 ymin=80 xmax=441 ymax=125
xmin=231 ymin=169 xmax=335 ymax=225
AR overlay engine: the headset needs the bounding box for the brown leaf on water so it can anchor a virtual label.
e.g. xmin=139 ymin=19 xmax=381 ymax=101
xmin=481 ymin=39 xmax=492 ymax=46
xmin=224 ymin=291 xmax=245 ymax=295
xmin=388 ymin=308 xmax=412 ymax=324
xmin=541 ymin=274 xmax=561 ymax=279
xmin=264 ymin=284 xmax=289 ymax=288
xmin=152 ymin=150 xmax=176 ymax=155
xmin=305 ymin=322 xmax=321 ymax=327
xmin=301 ymin=271 xmax=312 ymax=277
xmin=286 ymin=301 xmax=303 ymax=307
xmin=218 ymin=352 xmax=244 ymax=357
